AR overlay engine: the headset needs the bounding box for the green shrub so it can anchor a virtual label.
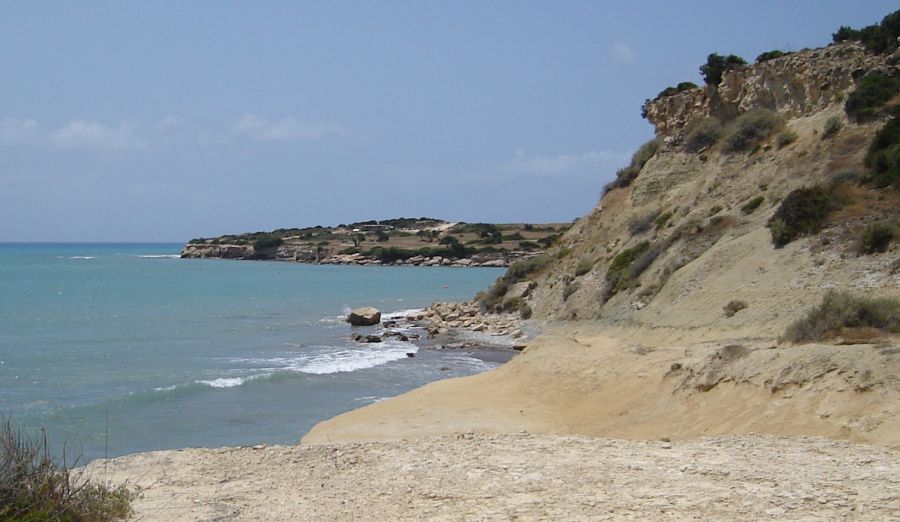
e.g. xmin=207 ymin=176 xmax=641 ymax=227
xmin=832 ymin=9 xmax=900 ymax=54
xmin=574 ymin=256 xmax=595 ymax=277
xmin=684 ymin=117 xmax=723 ymax=152
xmin=478 ymin=255 xmax=551 ymax=312
xmin=865 ymin=114 xmax=900 ymax=187
xmin=628 ymin=209 xmax=661 ymax=235
xmin=783 ymin=290 xmax=900 ymax=342
xmin=633 ymin=139 xmax=660 ymax=168
xmin=844 ymin=73 xmax=900 ymax=123
xmin=767 ymin=186 xmax=841 ymax=247
xmin=605 ymin=241 xmax=651 ymax=299
xmin=860 ymin=222 xmax=896 ymax=254
xmin=740 ymin=195 xmax=765 ymax=214
xmin=517 ymin=240 xmax=540 ymax=251
xmin=0 ymin=420 xmax=134 ymax=521
xmin=501 ymin=297 xmax=523 ymax=313
xmin=626 ymin=244 xmax=662 ymax=281
xmin=822 ymin=116 xmax=843 ymax=138
xmin=562 ymin=282 xmax=580 ymax=302
xmin=756 ymin=50 xmax=788 ymax=62
xmin=252 ymin=235 xmax=283 ymax=252
xmin=700 ymin=53 xmax=747 ymax=86
xmin=722 ymin=109 xmax=784 ymax=153
xmin=655 ymin=81 xmax=699 ymax=99
xmin=606 ymin=138 xmax=660 ymax=192
xmin=709 ymin=205 xmax=723 ymax=216
xmin=776 ymin=129 xmax=798 ymax=148
xmin=654 ymin=211 xmax=673 ymax=230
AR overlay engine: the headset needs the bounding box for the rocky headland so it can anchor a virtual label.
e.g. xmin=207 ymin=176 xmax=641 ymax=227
xmin=180 ymin=219 xmax=568 ymax=268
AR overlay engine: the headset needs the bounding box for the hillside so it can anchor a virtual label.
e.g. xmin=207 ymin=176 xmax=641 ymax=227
xmin=492 ymin=41 xmax=899 ymax=333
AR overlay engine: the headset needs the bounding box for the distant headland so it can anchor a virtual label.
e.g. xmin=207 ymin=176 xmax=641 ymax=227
xmin=181 ymin=217 xmax=570 ymax=268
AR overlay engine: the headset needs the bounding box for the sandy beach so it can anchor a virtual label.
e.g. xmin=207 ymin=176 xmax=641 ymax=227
xmin=94 ymin=432 xmax=899 ymax=521
xmin=91 ymin=323 xmax=900 ymax=520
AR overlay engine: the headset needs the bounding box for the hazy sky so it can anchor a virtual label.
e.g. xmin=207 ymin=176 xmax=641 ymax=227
xmin=1 ymin=1 xmax=895 ymax=241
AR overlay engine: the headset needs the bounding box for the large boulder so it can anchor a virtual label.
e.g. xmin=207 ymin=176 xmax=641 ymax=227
xmin=348 ymin=307 xmax=381 ymax=326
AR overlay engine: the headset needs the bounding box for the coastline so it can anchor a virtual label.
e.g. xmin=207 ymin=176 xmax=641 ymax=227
xmin=91 ymin=320 xmax=900 ymax=520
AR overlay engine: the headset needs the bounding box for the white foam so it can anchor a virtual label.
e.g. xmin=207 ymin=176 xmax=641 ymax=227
xmin=138 ymin=254 xmax=180 ymax=259
xmin=288 ymin=341 xmax=417 ymax=375
xmin=67 ymin=256 xmax=96 ymax=260
xmin=384 ymin=308 xmax=424 ymax=319
xmin=197 ymin=377 xmax=248 ymax=388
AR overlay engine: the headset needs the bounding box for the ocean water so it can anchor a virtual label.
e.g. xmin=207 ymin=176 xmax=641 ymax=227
xmin=0 ymin=243 xmax=504 ymax=462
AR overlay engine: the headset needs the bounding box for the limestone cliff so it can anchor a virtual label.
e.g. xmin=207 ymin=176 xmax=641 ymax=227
xmin=508 ymin=42 xmax=899 ymax=335
xmin=643 ymin=43 xmax=880 ymax=138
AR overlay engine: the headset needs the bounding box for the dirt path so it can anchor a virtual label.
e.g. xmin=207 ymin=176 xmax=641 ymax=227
xmin=97 ymin=433 xmax=899 ymax=521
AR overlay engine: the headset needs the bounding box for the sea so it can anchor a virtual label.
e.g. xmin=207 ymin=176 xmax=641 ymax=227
xmin=0 ymin=243 xmax=505 ymax=462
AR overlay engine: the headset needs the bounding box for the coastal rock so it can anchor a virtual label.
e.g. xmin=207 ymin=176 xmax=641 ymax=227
xmin=353 ymin=334 xmax=383 ymax=343
xmin=348 ymin=307 xmax=382 ymax=326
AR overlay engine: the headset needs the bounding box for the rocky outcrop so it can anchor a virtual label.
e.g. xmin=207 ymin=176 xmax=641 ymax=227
xmin=180 ymin=243 xmax=254 ymax=259
xmin=644 ymin=43 xmax=883 ymax=138
xmin=409 ymin=301 xmax=527 ymax=344
xmin=348 ymin=307 xmax=382 ymax=326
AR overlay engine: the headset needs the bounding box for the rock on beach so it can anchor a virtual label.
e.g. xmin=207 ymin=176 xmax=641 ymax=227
xmin=348 ymin=307 xmax=381 ymax=326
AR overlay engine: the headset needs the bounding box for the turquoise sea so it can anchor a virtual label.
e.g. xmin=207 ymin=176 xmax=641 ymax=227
xmin=0 ymin=243 xmax=504 ymax=462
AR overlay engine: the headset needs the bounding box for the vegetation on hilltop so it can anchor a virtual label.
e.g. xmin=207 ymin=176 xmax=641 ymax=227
xmin=755 ymin=49 xmax=789 ymax=63
xmin=699 ymin=53 xmax=747 ymax=86
xmin=832 ymin=9 xmax=900 ymax=55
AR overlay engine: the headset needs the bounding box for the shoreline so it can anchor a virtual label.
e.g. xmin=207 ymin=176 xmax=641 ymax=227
xmin=88 ymin=319 xmax=900 ymax=519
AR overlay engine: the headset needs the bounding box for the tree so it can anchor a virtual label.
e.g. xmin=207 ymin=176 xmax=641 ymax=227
xmin=700 ymin=53 xmax=747 ymax=86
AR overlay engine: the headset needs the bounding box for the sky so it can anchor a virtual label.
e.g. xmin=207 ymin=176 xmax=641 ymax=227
xmin=1 ymin=1 xmax=896 ymax=242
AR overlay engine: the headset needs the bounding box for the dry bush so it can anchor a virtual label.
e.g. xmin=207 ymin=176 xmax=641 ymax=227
xmin=722 ymin=109 xmax=784 ymax=153
xmin=723 ymin=300 xmax=748 ymax=317
xmin=783 ymin=291 xmax=900 ymax=342
xmin=684 ymin=117 xmax=723 ymax=152
xmin=0 ymin=420 xmax=134 ymax=521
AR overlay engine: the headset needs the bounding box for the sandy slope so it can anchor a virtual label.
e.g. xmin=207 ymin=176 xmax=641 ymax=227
xmin=304 ymin=326 xmax=900 ymax=450
xmin=96 ymin=433 xmax=899 ymax=521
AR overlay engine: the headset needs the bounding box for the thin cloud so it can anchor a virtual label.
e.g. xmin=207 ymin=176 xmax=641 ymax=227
xmin=230 ymin=114 xmax=346 ymax=141
xmin=154 ymin=114 xmax=185 ymax=133
xmin=504 ymin=149 xmax=626 ymax=176
xmin=0 ymin=117 xmax=39 ymax=145
xmin=48 ymin=120 xmax=147 ymax=151
xmin=611 ymin=42 xmax=636 ymax=64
